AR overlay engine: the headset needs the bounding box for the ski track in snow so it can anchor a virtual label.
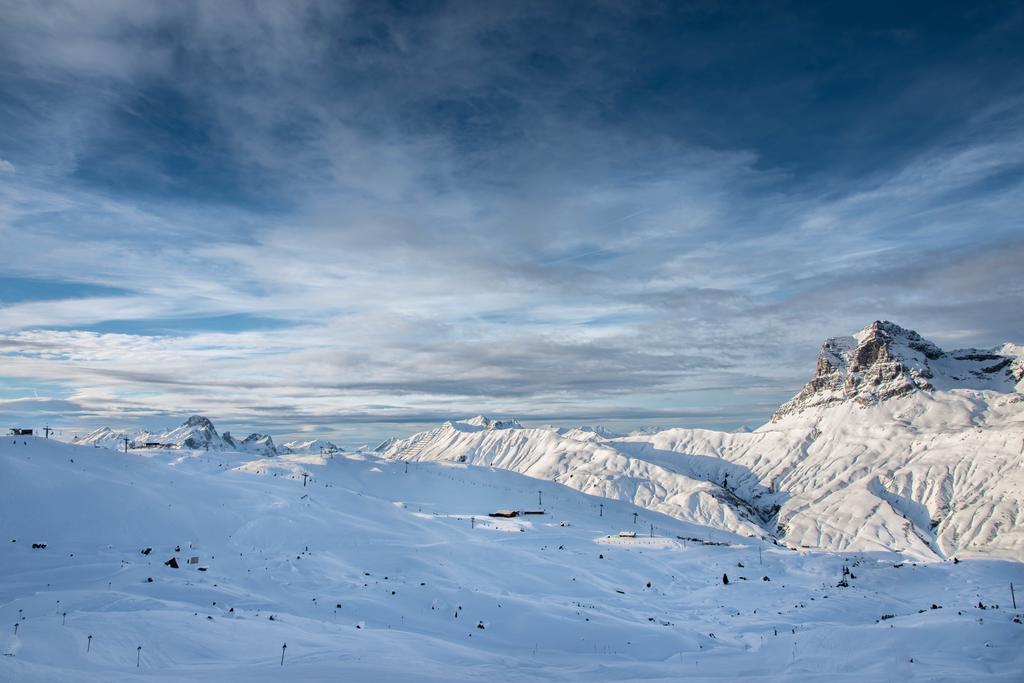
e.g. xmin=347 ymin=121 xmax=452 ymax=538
xmin=1 ymin=437 xmax=1022 ymax=681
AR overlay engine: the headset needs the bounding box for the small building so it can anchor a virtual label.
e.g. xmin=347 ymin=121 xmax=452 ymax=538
xmin=9 ymin=428 xmax=33 ymax=436
xmin=618 ymin=531 xmax=636 ymax=538
xmin=489 ymin=510 xmax=519 ymax=518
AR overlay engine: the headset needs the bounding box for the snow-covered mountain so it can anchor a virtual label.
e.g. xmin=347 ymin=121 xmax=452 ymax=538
xmin=234 ymin=432 xmax=278 ymax=457
xmin=72 ymin=426 xmax=130 ymax=449
xmin=76 ymin=416 xmax=279 ymax=456
xmin=155 ymin=415 xmax=232 ymax=450
xmin=458 ymin=415 xmax=524 ymax=430
xmin=380 ymin=322 xmax=1024 ymax=561
xmin=281 ymin=438 xmax=341 ymax=454
xmin=563 ymin=425 xmax=623 ymax=441
xmin=771 ymin=320 xmax=1022 ymax=420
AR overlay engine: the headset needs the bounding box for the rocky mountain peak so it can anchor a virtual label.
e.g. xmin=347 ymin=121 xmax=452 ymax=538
xmin=772 ymin=321 xmax=1021 ymax=420
xmin=852 ymin=320 xmax=944 ymax=363
xmin=240 ymin=433 xmax=277 ymax=456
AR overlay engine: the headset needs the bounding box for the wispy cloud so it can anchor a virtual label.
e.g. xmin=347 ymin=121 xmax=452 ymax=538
xmin=0 ymin=1 xmax=1021 ymax=445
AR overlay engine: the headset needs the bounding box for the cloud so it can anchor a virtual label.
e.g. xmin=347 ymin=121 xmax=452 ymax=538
xmin=0 ymin=1 xmax=1022 ymax=445
xmin=0 ymin=159 xmax=13 ymax=173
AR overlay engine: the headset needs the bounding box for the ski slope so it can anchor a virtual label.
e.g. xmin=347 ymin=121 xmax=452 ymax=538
xmin=2 ymin=437 xmax=1022 ymax=681
xmin=381 ymin=322 xmax=1024 ymax=561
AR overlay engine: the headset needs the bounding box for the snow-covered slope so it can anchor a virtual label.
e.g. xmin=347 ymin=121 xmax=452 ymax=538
xmin=72 ymin=426 xmax=130 ymax=449
xmin=281 ymin=438 xmax=341 ymax=454
xmin=563 ymin=426 xmax=623 ymax=442
xmin=382 ymin=419 xmax=771 ymax=540
xmin=2 ymin=437 xmax=1021 ymax=682
xmin=381 ymin=322 xmax=1024 ymax=561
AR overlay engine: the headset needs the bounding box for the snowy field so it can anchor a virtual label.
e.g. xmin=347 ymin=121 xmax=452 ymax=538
xmin=1 ymin=437 xmax=1022 ymax=681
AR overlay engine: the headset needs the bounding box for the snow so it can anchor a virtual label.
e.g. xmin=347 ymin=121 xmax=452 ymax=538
xmin=74 ymin=417 xmax=280 ymax=457
xmin=6 ymin=320 xmax=1022 ymax=679
xmin=281 ymin=439 xmax=341 ymax=455
xmin=563 ymin=426 xmax=623 ymax=442
xmin=455 ymin=416 xmax=525 ymax=431
xmin=2 ymin=436 xmax=1022 ymax=681
xmin=380 ymin=323 xmax=1024 ymax=561
xmin=383 ymin=393 xmax=1024 ymax=561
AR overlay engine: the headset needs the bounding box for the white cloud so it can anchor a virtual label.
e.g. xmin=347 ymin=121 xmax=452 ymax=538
xmin=0 ymin=2 xmax=1021 ymax=443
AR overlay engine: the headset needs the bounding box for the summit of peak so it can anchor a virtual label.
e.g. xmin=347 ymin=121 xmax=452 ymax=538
xmin=459 ymin=416 xmax=523 ymax=430
xmin=851 ymin=321 xmax=944 ymax=360
xmin=772 ymin=322 xmax=1020 ymax=421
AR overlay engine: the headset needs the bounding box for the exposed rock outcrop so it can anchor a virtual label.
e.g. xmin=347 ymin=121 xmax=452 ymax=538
xmin=772 ymin=321 xmax=1022 ymax=420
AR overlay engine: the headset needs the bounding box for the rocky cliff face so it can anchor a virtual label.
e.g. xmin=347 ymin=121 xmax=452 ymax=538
xmin=239 ymin=433 xmax=277 ymax=456
xmin=772 ymin=321 xmax=1022 ymax=420
xmin=160 ymin=415 xmax=227 ymax=450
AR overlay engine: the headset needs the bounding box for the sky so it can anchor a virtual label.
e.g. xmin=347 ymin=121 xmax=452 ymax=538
xmin=0 ymin=1 xmax=1022 ymax=447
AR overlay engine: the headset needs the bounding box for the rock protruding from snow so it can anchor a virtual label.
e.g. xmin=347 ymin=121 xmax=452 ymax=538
xmin=239 ymin=433 xmax=277 ymax=456
xmin=153 ymin=415 xmax=230 ymax=450
xmin=772 ymin=320 xmax=1022 ymax=420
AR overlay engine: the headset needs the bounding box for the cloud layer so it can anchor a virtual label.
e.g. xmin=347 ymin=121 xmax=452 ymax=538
xmin=0 ymin=1 xmax=1022 ymax=445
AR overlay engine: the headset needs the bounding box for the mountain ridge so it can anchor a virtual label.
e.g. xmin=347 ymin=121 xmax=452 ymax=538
xmin=63 ymin=322 xmax=1024 ymax=560
xmin=379 ymin=322 xmax=1023 ymax=560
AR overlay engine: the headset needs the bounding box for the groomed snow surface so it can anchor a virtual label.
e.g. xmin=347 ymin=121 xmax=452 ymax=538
xmin=2 ymin=437 xmax=1022 ymax=681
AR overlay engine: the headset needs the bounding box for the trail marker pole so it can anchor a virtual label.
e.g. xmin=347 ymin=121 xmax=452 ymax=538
xmin=123 ymin=437 xmax=130 ymax=453
xmin=538 ymin=490 xmax=543 ymax=506
xmin=281 ymin=642 xmax=287 ymax=666
xmin=62 ymin=612 xmax=66 ymax=625
xmin=136 ymin=645 xmax=142 ymax=668
xmin=471 ymin=516 xmax=475 ymax=529
xmin=1012 ymin=582 xmax=1017 ymax=609
xmin=599 ymin=503 xmax=603 ymax=517
xmin=633 ymin=512 xmax=638 ymax=526
xmin=13 ymin=623 xmax=17 ymax=635
xmin=650 ymin=523 xmax=654 ymax=538
xmin=405 ymin=462 xmax=409 ymax=474
xmin=44 ymin=425 xmax=52 ymax=439
xmin=302 ymin=473 xmax=309 ymax=487
xmin=87 ymin=635 xmax=92 ymax=652
xmin=759 ymin=546 xmax=763 ymax=567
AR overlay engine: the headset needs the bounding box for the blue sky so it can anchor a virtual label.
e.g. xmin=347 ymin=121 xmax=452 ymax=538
xmin=0 ymin=1 xmax=1022 ymax=447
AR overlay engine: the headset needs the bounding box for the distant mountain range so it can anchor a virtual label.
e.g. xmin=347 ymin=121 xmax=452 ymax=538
xmin=378 ymin=322 xmax=1024 ymax=561
xmin=66 ymin=320 xmax=1022 ymax=560
xmin=73 ymin=416 xmax=340 ymax=457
